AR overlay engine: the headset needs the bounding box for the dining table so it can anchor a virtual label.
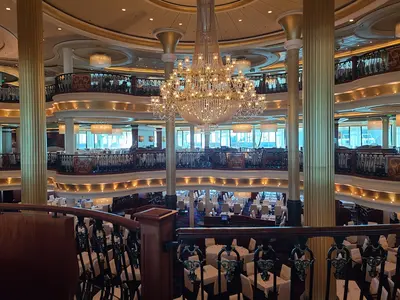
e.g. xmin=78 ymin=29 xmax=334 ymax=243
xmin=206 ymin=245 xmax=249 ymax=268
xmin=248 ymin=272 xmax=287 ymax=296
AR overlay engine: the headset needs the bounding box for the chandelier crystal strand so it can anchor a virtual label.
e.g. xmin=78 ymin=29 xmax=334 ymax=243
xmin=151 ymin=0 xmax=265 ymax=126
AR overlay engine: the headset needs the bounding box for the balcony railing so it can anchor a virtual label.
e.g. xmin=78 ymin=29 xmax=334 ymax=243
xmin=2 ymin=149 xmax=400 ymax=181
xmin=0 ymin=203 xmax=141 ymax=299
xmin=0 ymin=45 xmax=397 ymax=104
xmin=2 ymin=203 xmax=400 ymax=299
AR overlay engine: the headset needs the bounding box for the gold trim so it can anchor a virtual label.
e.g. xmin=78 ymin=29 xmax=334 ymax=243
xmin=52 ymin=100 xmax=151 ymax=113
xmin=262 ymin=40 xmax=400 ymax=71
xmin=43 ymin=0 xmax=374 ymax=51
xmin=334 ymin=81 xmax=400 ymax=103
xmin=105 ymin=67 xmax=164 ymax=74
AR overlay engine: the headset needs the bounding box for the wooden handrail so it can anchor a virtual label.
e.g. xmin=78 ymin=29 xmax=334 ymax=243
xmin=0 ymin=203 xmax=140 ymax=231
xmin=177 ymin=223 xmax=400 ymax=239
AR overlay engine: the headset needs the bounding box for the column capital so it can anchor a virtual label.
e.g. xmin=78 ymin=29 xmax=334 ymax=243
xmin=153 ymin=28 xmax=183 ymax=54
xmin=284 ymin=39 xmax=302 ymax=50
xmin=161 ymin=53 xmax=177 ymax=63
xmin=277 ymin=10 xmax=303 ymax=41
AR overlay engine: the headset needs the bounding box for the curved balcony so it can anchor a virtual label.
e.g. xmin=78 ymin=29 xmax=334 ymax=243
xmin=1 ymin=149 xmax=399 ymax=181
xmin=0 ymin=45 xmax=398 ymax=104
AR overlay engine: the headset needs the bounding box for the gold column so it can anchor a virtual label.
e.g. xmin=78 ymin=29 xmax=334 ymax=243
xmin=154 ymin=29 xmax=183 ymax=209
xmin=17 ymin=0 xmax=47 ymax=204
xmin=303 ymin=0 xmax=336 ymax=298
xmin=278 ymin=11 xmax=303 ymax=226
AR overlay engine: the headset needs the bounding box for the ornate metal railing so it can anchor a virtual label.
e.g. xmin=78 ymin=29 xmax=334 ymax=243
xmin=1 ymin=45 xmax=398 ymax=104
xmin=335 ymin=149 xmax=398 ymax=179
xmin=0 ymin=203 xmax=141 ymax=300
xmin=175 ymin=224 xmax=400 ymax=300
xmin=0 ymin=153 xmax=61 ymax=171
xmin=2 ymin=148 xmax=400 ymax=180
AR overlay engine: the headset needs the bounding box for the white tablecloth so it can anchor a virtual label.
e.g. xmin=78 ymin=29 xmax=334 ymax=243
xmin=336 ymin=280 xmax=366 ymax=300
xmin=206 ymin=245 xmax=249 ymax=268
xmin=248 ymin=273 xmax=286 ymax=296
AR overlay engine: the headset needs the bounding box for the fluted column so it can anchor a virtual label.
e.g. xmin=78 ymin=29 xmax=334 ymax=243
xmin=278 ymin=11 xmax=302 ymax=226
xmin=190 ymin=125 xmax=195 ymax=150
xmin=64 ymin=118 xmax=76 ymax=154
xmin=204 ymin=132 xmax=210 ymax=149
xmin=252 ymin=126 xmax=257 ymax=148
xmin=155 ymin=29 xmax=183 ymax=209
xmin=17 ymin=0 xmax=47 ymax=204
xmin=15 ymin=127 xmax=20 ymax=153
xmin=62 ymin=48 xmax=74 ymax=74
xmin=303 ymin=0 xmax=336 ymax=299
xmin=382 ymin=116 xmax=389 ymax=148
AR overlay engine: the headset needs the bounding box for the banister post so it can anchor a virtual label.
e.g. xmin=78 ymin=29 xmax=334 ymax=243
xmin=134 ymin=208 xmax=177 ymax=300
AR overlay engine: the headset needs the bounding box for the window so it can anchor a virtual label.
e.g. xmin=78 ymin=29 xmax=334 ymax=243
xmin=362 ymin=126 xmax=381 ymax=146
xmin=350 ymin=126 xmax=361 ymax=148
xmin=230 ymin=131 xmax=253 ymax=148
xmin=338 ymin=126 xmax=350 ymax=147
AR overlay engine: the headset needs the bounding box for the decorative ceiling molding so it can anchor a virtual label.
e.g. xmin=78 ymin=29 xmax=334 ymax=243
xmin=42 ymin=0 xmax=385 ymax=52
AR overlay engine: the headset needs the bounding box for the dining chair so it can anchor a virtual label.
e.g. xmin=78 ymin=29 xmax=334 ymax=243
xmin=205 ymin=238 xmax=216 ymax=248
xmin=280 ymin=264 xmax=291 ymax=281
xmin=248 ymin=238 xmax=256 ymax=253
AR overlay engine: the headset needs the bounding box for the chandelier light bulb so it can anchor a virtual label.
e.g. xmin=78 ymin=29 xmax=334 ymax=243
xmin=150 ymin=0 xmax=265 ymax=126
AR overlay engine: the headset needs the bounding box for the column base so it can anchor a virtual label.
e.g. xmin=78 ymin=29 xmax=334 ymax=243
xmin=287 ymin=199 xmax=302 ymax=226
xmin=165 ymin=194 xmax=177 ymax=210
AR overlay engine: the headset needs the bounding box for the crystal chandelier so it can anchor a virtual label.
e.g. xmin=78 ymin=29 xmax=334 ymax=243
xmin=151 ymin=0 xmax=265 ymax=128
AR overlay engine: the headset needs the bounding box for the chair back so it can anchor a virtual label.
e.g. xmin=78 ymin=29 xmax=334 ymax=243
xmin=198 ymin=201 xmax=205 ymax=212
xmin=261 ymin=205 xmax=269 ymax=215
xmin=240 ymin=274 xmax=253 ymax=300
xmin=248 ymin=238 xmax=256 ymax=252
xmin=387 ymin=234 xmax=396 ymax=248
xmin=280 ymin=264 xmax=291 ymax=281
xmin=275 ymin=206 xmax=282 ymax=216
xmin=205 ymin=238 xmax=216 ymax=248
xmin=178 ymin=200 xmax=185 ymax=210
xmin=233 ymin=204 xmax=241 ymax=214
xmin=250 ymin=204 xmax=258 ymax=213
xmin=370 ymin=277 xmax=379 ymax=295
xmin=245 ymin=262 xmax=254 ymax=276
xmin=222 ymin=203 xmax=230 ymax=213
xmin=350 ymin=248 xmax=362 ymax=264
xmin=263 ymin=200 xmax=270 ymax=207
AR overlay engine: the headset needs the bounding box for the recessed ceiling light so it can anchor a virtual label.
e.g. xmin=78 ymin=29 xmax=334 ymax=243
xmin=179 ymin=22 xmax=183 ymax=26
xmin=238 ymin=19 xmax=242 ymax=22
xmin=268 ymin=10 xmax=272 ymax=13
xmin=5 ymin=7 xmax=11 ymax=11
xmin=370 ymin=41 xmax=372 ymax=43
xmin=349 ymin=19 xmax=354 ymax=22
xmin=57 ymin=27 xmax=62 ymax=31
xmin=149 ymin=18 xmax=154 ymax=21
xmin=357 ymin=44 xmax=360 ymax=47
xmin=122 ymin=8 xmax=126 ymax=11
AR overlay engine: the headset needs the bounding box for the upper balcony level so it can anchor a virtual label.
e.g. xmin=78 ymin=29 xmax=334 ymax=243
xmin=0 ymin=44 xmax=399 ymax=104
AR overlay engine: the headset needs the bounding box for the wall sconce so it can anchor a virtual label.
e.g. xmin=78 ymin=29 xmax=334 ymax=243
xmin=149 ymin=136 xmax=154 ymax=142
xmin=139 ymin=136 xmax=144 ymax=142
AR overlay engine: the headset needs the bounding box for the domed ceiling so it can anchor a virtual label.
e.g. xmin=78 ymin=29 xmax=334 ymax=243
xmin=43 ymin=0 xmax=376 ymax=50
